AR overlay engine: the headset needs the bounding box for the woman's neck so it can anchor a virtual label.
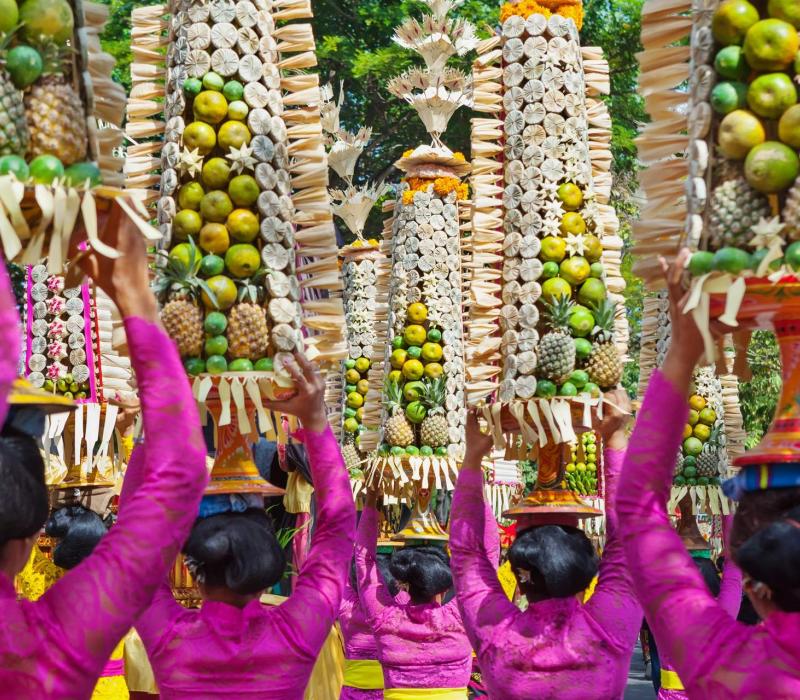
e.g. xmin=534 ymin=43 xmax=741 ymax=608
xmin=201 ymin=584 xmax=260 ymax=608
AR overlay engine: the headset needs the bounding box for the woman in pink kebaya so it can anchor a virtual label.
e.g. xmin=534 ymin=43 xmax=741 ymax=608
xmin=618 ymin=250 xmax=800 ymax=698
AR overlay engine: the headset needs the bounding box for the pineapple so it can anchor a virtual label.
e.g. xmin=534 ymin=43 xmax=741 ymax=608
xmin=419 ymin=376 xmax=448 ymax=448
xmin=0 ymin=66 xmax=29 ymax=156
xmin=227 ymin=273 xmax=269 ymax=360
xmin=342 ymin=442 xmax=363 ymax=475
xmin=784 ymin=176 xmax=800 ymax=241
xmin=383 ymin=380 xmax=414 ymax=447
xmin=708 ymin=176 xmax=771 ymax=249
xmin=24 ymin=45 xmax=87 ymax=165
xmin=152 ymin=240 xmax=206 ymax=358
xmin=696 ymin=424 xmax=722 ymax=478
xmin=585 ymin=299 xmax=622 ymax=389
xmin=538 ymin=296 xmax=576 ymax=383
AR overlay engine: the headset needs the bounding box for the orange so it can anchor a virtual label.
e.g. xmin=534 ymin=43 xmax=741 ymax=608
xmin=226 ymin=209 xmax=259 ymax=242
xmin=693 ymin=423 xmax=711 ymax=441
xmin=402 ymin=359 xmax=425 ymax=381
xmin=403 ymin=324 xmax=427 ymax=347
xmin=778 ymin=104 xmax=800 ymax=148
xmin=421 ymin=342 xmax=443 ymax=362
xmin=193 ymin=90 xmax=228 ymax=124
xmin=200 ymin=190 xmax=234 ymax=223
xmin=577 ymin=278 xmax=606 ymax=307
xmin=683 ymin=424 xmax=693 ymax=439
xmin=423 ymin=362 xmax=444 ymax=379
xmin=202 ymin=157 xmax=231 ymax=189
xmin=390 ymin=349 xmax=408 ymax=369
xmin=169 ymin=242 xmax=201 ymax=271
xmin=357 ymin=379 xmax=369 ymax=395
xmin=557 ymin=182 xmax=584 ymax=211
xmin=173 ymin=209 xmax=202 ymax=240
xmin=218 ymin=121 xmax=252 ymax=151
xmin=541 ymin=277 xmax=572 ymax=302
xmin=559 ymin=256 xmax=591 ymax=286
xmin=183 ymin=121 xmax=217 ymax=155
xmin=407 ymin=302 xmax=428 ymax=323
xmin=718 ymin=110 xmax=766 ymax=159
xmin=228 ymin=174 xmax=259 ymax=207
xmin=689 ymin=395 xmax=707 ymax=411
xmin=582 ymin=234 xmax=603 ymax=263
xmin=345 ymin=369 xmax=361 ymax=384
xmin=541 ymin=236 xmax=567 ymax=262
xmin=201 ymin=275 xmax=237 ymax=310
xmin=199 ymin=223 xmax=230 ymax=255
xmin=560 ymin=212 xmax=587 ymax=236
xmin=744 ymin=141 xmax=800 ymax=193
xmin=224 ymin=244 xmax=260 ymax=278
xmin=712 ymin=0 xmax=759 ymax=45
xmin=178 ymin=181 xmax=204 ymax=210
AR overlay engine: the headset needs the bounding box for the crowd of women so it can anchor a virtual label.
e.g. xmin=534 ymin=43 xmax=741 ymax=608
xmin=0 ymin=205 xmax=799 ymax=699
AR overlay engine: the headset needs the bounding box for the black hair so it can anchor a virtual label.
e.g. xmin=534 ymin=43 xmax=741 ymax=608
xmin=0 ymin=426 xmax=48 ymax=548
xmin=692 ymin=556 xmax=721 ymax=598
xmin=389 ymin=545 xmax=452 ymax=603
xmin=45 ymin=506 xmax=108 ymax=570
xmin=735 ymin=505 xmax=800 ymax=613
xmin=349 ymin=552 xmax=400 ymax=597
xmin=183 ymin=509 xmax=286 ymax=596
xmin=508 ymin=525 xmax=598 ymax=600
xmin=730 ymin=487 xmax=800 ymax=555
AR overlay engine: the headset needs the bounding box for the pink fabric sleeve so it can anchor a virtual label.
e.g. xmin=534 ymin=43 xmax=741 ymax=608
xmin=450 ymin=467 xmax=515 ymax=655
xmin=617 ymin=370 xmax=740 ymax=687
xmin=717 ymin=516 xmax=743 ymax=619
xmin=585 ymin=447 xmax=642 ymax=646
xmin=277 ymin=426 xmax=356 ymax=652
xmin=0 ymin=263 xmax=20 ymax=427
xmin=354 ymin=505 xmax=389 ymax=625
xmin=39 ymin=317 xmax=207 ymax=669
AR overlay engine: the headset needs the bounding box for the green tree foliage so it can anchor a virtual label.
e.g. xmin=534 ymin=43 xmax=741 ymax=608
xmin=739 ymin=331 xmax=782 ymax=448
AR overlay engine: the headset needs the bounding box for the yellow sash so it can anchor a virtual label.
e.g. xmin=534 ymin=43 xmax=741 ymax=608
xmin=384 ymin=689 xmax=468 ymax=699
xmin=342 ymin=659 xmax=384 ymax=690
xmin=661 ymin=669 xmax=685 ymax=691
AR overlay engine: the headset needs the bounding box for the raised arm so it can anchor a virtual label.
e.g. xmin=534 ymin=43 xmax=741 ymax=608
xmin=450 ymin=412 xmax=515 ymax=654
xmin=717 ymin=516 xmax=743 ymax=618
xmin=267 ymin=356 xmax=356 ymax=657
xmin=617 ymin=250 xmax=739 ymax=687
xmin=585 ymin=391 xmax=642 ymax=646
xmin=39 ymin=208 xmax=208 ymax=669
xmin=354 ymin=499 xmax=389 ymax=626
xmin=0 ymin=262 xmax=20 ymax=427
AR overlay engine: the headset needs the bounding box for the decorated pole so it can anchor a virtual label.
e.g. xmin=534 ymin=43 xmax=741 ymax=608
xmin=466 ymin=0 xmax=628 ymax=521
xmin=635 ymin=0 xmax=800 ymax=484
xmin=359 ymin=0 xmax=477 ymax=541
xmin=128 ymin=0 xmax=345 ymax=491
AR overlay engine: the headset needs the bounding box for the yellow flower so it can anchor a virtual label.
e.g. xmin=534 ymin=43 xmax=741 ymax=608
xmin=453 ymin=151 xmax=466 ymax=162
xmin=403 ymin=148 xmax=414 ymax=157
xmin=556 ymin=3 xmax=583 ymax=28
xmin=402 ymin=190 xmax=415 ymax=205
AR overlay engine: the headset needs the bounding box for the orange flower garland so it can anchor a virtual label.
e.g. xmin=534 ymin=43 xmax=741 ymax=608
xmin=499 ymin=0 xmax=583 ymax=28
xmin=401 ymin=176 xmax=469 ymax=204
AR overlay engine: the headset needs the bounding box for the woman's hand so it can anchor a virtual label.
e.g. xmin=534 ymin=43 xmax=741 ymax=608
xmin=262 ymin=353 xmax=328 ymax=432
xmin=464 ymin=410 xmax=494 ymax=468
xmin=364 ymin=480 xmax=381 ymax=510
xmin=71 ymin=200 xmax=157 ymax=321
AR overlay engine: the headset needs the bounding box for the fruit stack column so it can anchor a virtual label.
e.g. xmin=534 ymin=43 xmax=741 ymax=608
xmin=468 ymin=3 xmax=627 ymax=454
xmin=126 ymin=0 xmax=344 ymax=436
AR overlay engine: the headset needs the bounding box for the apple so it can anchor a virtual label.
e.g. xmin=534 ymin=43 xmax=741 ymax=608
xmin=718 ymin=109 xmax=766 ymax=159
xmin=712 ymin=0 xmax=760 ymax=45
xmin=743 ymin=19 xmax=799 ymax=71
xmin=768 ymin=0 xmax=800 ymax=28
xmin=747 ymin=72 xmax=798 ymax=118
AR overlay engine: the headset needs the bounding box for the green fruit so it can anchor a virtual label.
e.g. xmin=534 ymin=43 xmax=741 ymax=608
xmin=559 ymin=382 xmax=578 ymax=397
xmin=407 ymin=345 xmax=422 ymax=359
xmin=712 ymin=0 xmax=759 ymax=46
xmin=712 ymin=246 xmax=752 ymax=274
xmin=577 ymin=277 xmax=606 ymax=307
xmin=768 ymin=0 xmax=800 ymax=28
xmin=684 ymin=456 xmax=697 ymax=468
xmin=583 ymin=382 xmax=600 ymax=398
xmin=569 ymin=307 xmax=595 ymax=338
xmin=229 ymin=358 xmax=254 ymax=372
xmin=206 ymin=355 xmax=228 ymax=374
xmin=29 ymin=154 xmax=64 ymax=184
xmin=222 ymin=80 xmax=244 ymax=101
xmin=536 ymin=380 xmax=557 ymax=398
xmin=698 ymin=476 xmax=710 ymax=486
xmin=19 ymin=0 xmax=74 ymax=43
xmin=714 ymin=45 xmax=751 ymax=80
xmin=392 ymin=336 xmax=406 ymax=350
xmin=784 ymin=241 xmax=800 ymax=270
xmin=589 ymin=262 xmax=604 ymax=279
xmin=559 ymin=256 xmax=591 ymax=286
xmin=405 ymin=401 xmax=427 ymax=424
xmin=255 ymin=357 xmax=274 ymax=372
xmin=202 ymin=72 xmax=225 ymax=91
xmin=542 ymin=261 xmax=560 ymax=279
xmin=420 ymin=445 xmax=434 ymax=456
xmin=779 ymin=104 xmax=800 ymax=148
xmin=228 ymin=174 xmax=259 ymax=207
xmin=344 ymin=407 xmax=357 ymax=419
xmin=185 ymin=357 xmax=205 ymax=375
xmin=64 ymin=162 xmax=101 ymax=188
xmin=434 ymin=446 xmax=448 ymax=457
xmin=403 ymin=381 xmax=426 ymax=401
xmin=390 ymin=445 xmax=405 ymax=457
xmin=574 ymin=337 xmax=592 ymax=360
xmin=711 ymin=81 xmax=748 ymax=114
xmin=689 ymin=251 xmax=715 ymax=276
xmin=743 ymin=19 xmax=799 ymax=71
xmin=6 ymin=46 xmax=43 ymax=89
xmin=378 ymin=444 xmax=390 ymax=457
xmin=541 ymin=276 xmax=573 ymax=302
xmin=744 ymin=141 xmax=800 ymax=193
xmin=426 ymin=328 xmax=442 ymax=343
xmin=718 ymin=109 xmax=767 ymax=159
xmin=674 ymin=475 xmax=687 ymax=486
xmin=0 ymin=0 xmax=19 ymax=33
xmin=345 ymin=384 xmax=357 ymax=394
xmin=405 ymin=445 xmax=420 ymax=456
xmin=228 ymin=100 xmax=249 ymax=120
xmin=204 ymin=311 xmax=228 ymax=335
xmin=343 ymin=417 xmax=359 ymax=433
xmin=183 ymin=78 xmax=203 ymax=96
xmin=0 ymin=155 xmax=29 ymax=181
xmin=200 ymin=254 xmax=225 ymax=277
xmin=683 ymin=436 xmax=704 ymax=456
xmin=344 ymin=358 xmax=357 ymax=369
xmin=205 ymin=335 xmax=228 ymax=356
xmin=683 ymin=465 xmax=698 ymax=478
xmin=569 ymin=370 xmax=589 ymax=388
xmin=746 ymin=72 xmax=798 ymax=119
